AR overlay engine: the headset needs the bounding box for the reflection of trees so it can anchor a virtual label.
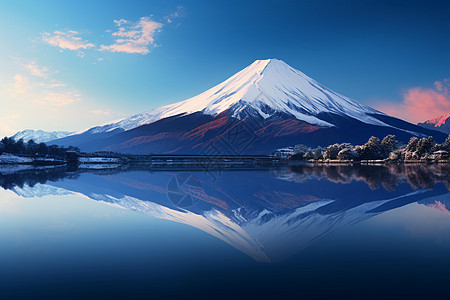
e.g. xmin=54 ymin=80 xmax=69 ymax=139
xmin=0 ymin=167 xmax=78 ymax=190
xmin=2 ymin=163 xmax=449 ymax=193
xmin=285 ymin=164 xmax=450 ymax=191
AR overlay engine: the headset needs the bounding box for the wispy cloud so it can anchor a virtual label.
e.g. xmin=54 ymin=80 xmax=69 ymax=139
xmin=41 ymin=7 xmax=183 ymax=58
xmin=9 ymin=60 xmax=80 ymax=107
xmin=1 ymin=59 xmax=127 ymax=136
xmin=39 ymin=82 xmax=66 ymax=88
xmin=0 ymin=114 xmax=22 ymax=137
xmin=12 ymin=74 xmax=28 ymax=95
xmin=373 ymin=79 xmax=450 ymax=123
xmin=90 ymin=109 xmax=112 ymax=115
xmin=42 ymin=30 xmax=95 ymax=53
xmin=33 ymin=91 xmax=80 ymax=106
xmin=99 ymin=17 xmax=163 ymax=54
xmin=164 ymin=5 xmax=184 ymax=24
xmin=114 ymin=19 xmax=128 ymax=26
xmin=434 ymin=78 xmax=449 ymax=94
xmin=23 ymin=61 xmax=50 ymax=78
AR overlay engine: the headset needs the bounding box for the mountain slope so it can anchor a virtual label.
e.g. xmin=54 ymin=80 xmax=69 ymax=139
xmin=418 ymin=113 xmax=450 ymax=134
xmin=51 ymin=59 xmax=447 ymax=154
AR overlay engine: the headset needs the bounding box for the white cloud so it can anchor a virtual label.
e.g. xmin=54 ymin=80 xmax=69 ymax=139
xmin=100 ymin=16 xmax=163 ymax=54
xmin=12 ymin=74 xmax=28 ymax=95
xmin=0 ymin=59 xmax=125 ymax=137
xmin=33 ymin=91 xmax=80 ymax=106
xmin=23 ymin=61 xmax=50 ymax=78
xmin=0 ymin=114 xmax=21 ymax=136
xmin=114 ymin=19 xmax=128 ymax=26
xmin=41 ymin=8 xmax=182 ymax=57
xmin=39 ymin=82 xmax=66 ymax=88
xmin=8 ymin=60 xmax=80 ymax=108
xmin=90 ymin=110 xmax=111 ymax=115
xmin=42 ymin=30 xmax=95 ymax=52
xmin=164 ymin=5 xmax=184 ymax=24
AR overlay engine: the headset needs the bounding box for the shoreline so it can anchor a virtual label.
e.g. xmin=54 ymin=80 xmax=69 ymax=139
xmin=0 ymin=156 xmax=448 ymax=169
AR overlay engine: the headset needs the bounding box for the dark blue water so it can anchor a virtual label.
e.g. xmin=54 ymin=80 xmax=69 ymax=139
xmin=0 ymin=164 xmax=449 ymax=299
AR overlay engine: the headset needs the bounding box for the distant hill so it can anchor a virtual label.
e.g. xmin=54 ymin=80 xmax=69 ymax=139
xmin=418 ymin=113 xmax=450 ymax=134
xmin=11 ymin=129 xmax=73 ymax=143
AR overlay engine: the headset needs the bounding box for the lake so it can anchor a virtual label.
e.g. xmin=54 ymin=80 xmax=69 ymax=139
xmin=0 ymin=164 xmax=449 ymax=299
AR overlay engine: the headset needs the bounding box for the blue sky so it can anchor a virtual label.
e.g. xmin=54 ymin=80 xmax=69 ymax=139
xmin=0 ymin=0 xmax=449 ymax=136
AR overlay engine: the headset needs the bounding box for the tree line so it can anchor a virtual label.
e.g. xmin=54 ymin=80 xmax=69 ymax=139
xmin=0 ymin=137 xmax=79 ymax=160
xmin=289 ymin=134 xmax=450 ymax=161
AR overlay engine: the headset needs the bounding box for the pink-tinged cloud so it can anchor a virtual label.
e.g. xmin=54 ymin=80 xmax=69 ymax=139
xmin=42 ymin=30 xmax=95 ymax=51
xmin=373 ymin=79 xmax=450 ymax=123
xmin=23 ymin=61 xmax=49 ymax=78
xmin=12 ymin=74 xmax=28 ymax=95
xmin=91 ymin=110 xmax=111 ymax=115
xmin=33 ymin=91 xmax=79 ymax=106
xmin=100 ymin=17 xmax=163 ymax=54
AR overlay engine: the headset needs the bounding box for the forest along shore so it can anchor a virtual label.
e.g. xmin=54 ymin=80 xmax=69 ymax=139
xmin=279 ymin=135 xmax=450 ymax=164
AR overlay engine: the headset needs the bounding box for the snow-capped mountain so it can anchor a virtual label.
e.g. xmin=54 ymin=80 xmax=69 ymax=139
xmin=82 ymin=59 xmax=384 ymax=132
xmin=51 ymin=59 xmax=447 ymax=154
xmin=11 ymin=129 xmax=73 ymax=143
xmin=418 ymin=113 xmax=450 ymax=134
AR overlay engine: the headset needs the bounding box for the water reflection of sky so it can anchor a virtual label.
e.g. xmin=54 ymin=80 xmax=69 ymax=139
xmin=0 ymin=165 xmax=449 ymax=299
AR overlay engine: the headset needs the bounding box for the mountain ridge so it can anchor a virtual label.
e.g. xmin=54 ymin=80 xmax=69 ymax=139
xmin=11 ymin=129 xmax=73 ymax=144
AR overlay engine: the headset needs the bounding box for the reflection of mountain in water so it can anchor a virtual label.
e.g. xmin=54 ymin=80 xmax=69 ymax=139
xmin=2 ymin=164 xmax=449 ymax=262
xmin=419 ymin=193 xmax=450 ymax=215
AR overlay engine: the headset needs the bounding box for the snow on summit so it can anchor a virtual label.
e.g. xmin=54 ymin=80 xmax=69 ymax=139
xmin=83 ymin=59 xmax=387 ymax=134
xmin=11 ymin=129 xmax=73 ymax=143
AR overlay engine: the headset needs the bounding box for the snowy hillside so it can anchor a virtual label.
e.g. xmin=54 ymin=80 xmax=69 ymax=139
xmin=11 ymin=129 xmax=73 ymax=143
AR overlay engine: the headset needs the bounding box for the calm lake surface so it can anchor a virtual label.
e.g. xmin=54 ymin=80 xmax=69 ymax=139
xmin=0 ymin=164 xmax=449 ymax=299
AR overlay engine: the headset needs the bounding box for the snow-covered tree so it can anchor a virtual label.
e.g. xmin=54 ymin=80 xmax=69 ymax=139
xmin=404 ymin=136 xmax=436 ymax=160
xmin=436 ymin=135 xmax=450 ymax=152
xmin=381 ymin=135 xmax=399 ymax=154
xmin=323 ymin=143 xmax=352 ymax=160
xmin=293 ymin=144 xmax=312 ymax=157
xmin=311 ymin=147 xmax=324 ymax=160
xmin=337 ymin=147 xmax=358 ymax=160
xmin=356 ymin=136 xmax=386 ymax=160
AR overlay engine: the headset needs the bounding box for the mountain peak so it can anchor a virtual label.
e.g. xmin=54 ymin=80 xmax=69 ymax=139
xmin=423 ymin=113 xmax=450 ymax=127
xmin=80 ymin=59 xmax=385 ymax=133
xmin=247 ymin=58 xmax=300 ymax=77
xmin=418 ymin=112 xmax=450 ymax=134
xmin=11 ymin=129 xmax=73 ymax=143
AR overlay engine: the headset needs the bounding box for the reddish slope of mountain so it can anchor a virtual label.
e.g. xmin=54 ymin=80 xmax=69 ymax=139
xmin=89 ymin=109 xmax=445 ymax=155
xmin=418 ymin=113 xmax=450 ymax=134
